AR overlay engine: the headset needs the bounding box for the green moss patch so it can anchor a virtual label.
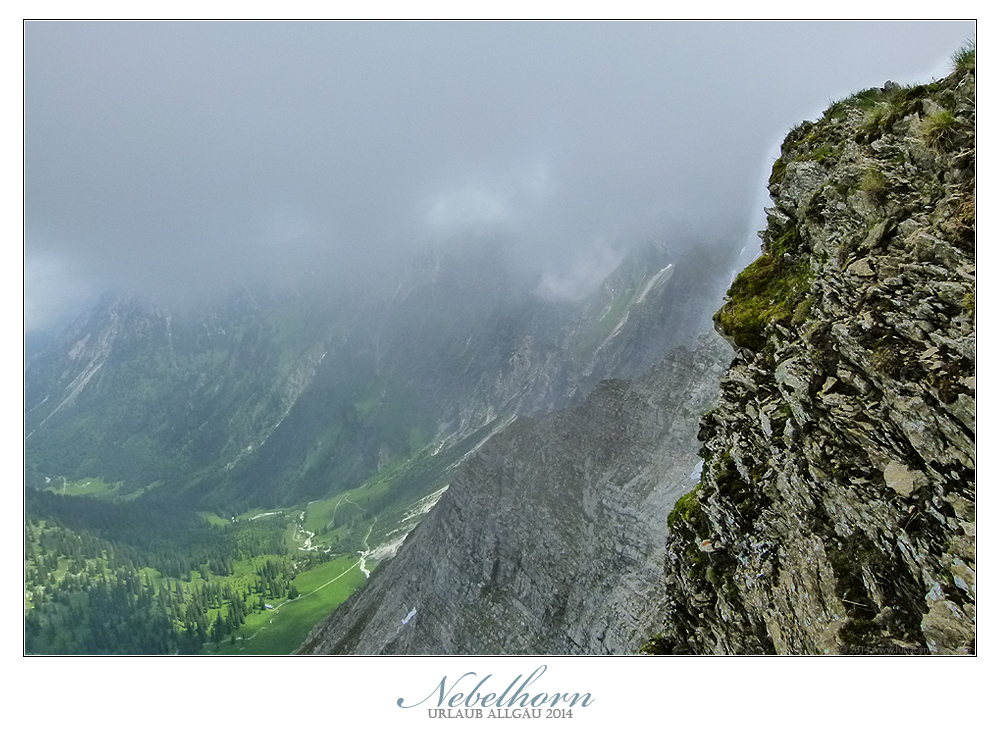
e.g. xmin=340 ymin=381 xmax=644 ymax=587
xmin=668 ymin=486 xmax=702 ymax=531
xmin=714 ymin=225 xmax=812 ymax=350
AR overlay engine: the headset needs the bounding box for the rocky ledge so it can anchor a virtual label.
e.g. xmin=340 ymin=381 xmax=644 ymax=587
xmin=651 ymin=55 xmax=975 ymax=654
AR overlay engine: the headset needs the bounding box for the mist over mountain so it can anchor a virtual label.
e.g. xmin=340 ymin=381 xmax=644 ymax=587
xmin=25 ymin=230 xmax=734 ymax=512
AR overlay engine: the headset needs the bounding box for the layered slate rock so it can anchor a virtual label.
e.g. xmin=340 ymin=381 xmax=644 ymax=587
xmin=300 ymin=333 xmax=731 ymax=654
xmin=654 ymin=62 xmax=975 ymax=655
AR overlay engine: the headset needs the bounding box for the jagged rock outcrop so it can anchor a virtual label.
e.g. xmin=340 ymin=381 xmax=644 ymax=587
xmin=300 ymin=332 xmax=732 ymax=654
xmin=653 ymin=59 xmax=975 ymax=654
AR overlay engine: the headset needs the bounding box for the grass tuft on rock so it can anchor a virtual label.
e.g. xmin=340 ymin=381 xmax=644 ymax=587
xmin=952 ymin=42 xmax=975 ymax=73
xmin=921 ymin=110 xmax=958 ymax=150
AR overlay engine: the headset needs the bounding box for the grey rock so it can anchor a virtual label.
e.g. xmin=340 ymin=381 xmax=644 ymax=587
xmin=847 ymin=258 xmax=876 ymax=277
xmin=776 ymin=161 xmax=827 ymax=214
xmin=883 ymin=461 xmax=916 ymax=497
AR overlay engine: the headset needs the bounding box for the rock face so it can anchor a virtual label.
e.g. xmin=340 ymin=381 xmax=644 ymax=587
xmin=300 ymin=333 xmax=732 ymax=654
xmin=654 ymin=62 xmax=975 ymax=654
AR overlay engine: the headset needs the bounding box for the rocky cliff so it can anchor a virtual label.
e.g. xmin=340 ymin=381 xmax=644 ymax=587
xmin=652 ymin=57 xmax=975 ymax=654
xmin=300 ymin=332 xmax=732 ymax=654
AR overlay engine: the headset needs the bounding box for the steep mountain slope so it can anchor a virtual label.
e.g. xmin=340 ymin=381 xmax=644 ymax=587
xmin=654 ymin=58 xmax=975 ymax=654
xmin=25 ymin=288 xmax=322 ymax=495
xmin=26 ymin=236 xmax=735 ymax=516
xmin=300 ymin=332 xmax=732 ymax=654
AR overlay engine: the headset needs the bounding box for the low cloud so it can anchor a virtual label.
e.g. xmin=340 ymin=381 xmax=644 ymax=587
xmin=535 ymin=240 xmax=622 ymax=303
xmin=424 ymin=183 xmax=513 ymax=234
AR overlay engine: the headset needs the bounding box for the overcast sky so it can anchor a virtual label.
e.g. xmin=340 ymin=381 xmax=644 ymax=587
xmin=24 ymin=20 xmax=975 ymax=333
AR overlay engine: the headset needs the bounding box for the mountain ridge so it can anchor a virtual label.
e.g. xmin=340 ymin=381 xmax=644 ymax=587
xmin=654 ymin=57 xmax=975 ymax=655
